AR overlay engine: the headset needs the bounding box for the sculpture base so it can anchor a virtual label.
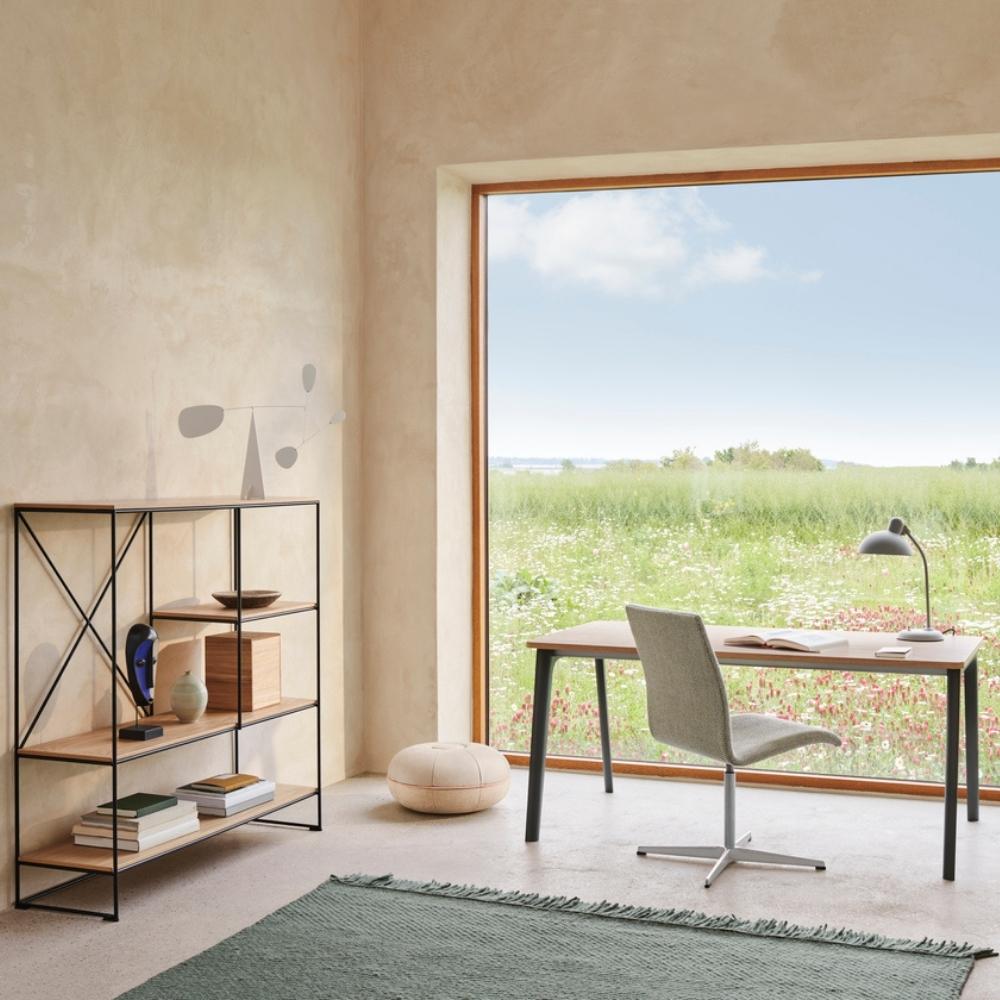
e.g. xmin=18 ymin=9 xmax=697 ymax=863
xmin=119 ymin=723 xmax=164 ymax=741
xmin=897 ymin=628 xmax=945 ymax=643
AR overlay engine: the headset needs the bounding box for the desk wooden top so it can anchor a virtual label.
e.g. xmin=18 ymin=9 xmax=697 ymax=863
xmin=528 ymin=620 xmax=982 ymax=672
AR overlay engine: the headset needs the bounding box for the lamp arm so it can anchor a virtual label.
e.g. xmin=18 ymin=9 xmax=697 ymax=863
xmin=904 ymin=529 xmax=932 ymax=630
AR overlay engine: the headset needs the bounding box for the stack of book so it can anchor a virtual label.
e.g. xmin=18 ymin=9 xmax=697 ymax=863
xmin=175 ymin=773 xmax=275 ymax=817
xmin=73 ymin=793 xmax=199 ymax=852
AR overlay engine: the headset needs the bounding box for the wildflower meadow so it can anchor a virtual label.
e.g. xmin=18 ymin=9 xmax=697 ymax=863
xmin=488 ymin=465 xmax=1000 ymax=784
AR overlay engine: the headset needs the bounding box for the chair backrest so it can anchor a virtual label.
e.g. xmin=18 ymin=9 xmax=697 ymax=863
xmin=625 ymin=604 xmax=734 ymax=764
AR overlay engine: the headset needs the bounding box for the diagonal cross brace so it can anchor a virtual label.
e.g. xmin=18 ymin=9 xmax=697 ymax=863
xmin=18 ymin=511 xmax=148 ymax=748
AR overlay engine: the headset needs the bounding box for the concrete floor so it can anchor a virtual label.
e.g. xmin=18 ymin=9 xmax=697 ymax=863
xmin=1 ymin=768 xmax=997 ymax=999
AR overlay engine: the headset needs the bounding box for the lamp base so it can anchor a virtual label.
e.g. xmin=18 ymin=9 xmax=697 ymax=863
xmin=897 ymin=628 xmax=945 ymax=643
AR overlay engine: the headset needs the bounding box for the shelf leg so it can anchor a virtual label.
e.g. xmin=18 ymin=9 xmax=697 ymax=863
xmin=14 ymin=511 xmax=22 ymax=905
xmin=147 ymin=512 xmax=154 ymax=628
xmin=315 ymin=501 xmax=322 ymax=831
xmin=234 ymin=507 xmax=242 ymax=773
xmin=111 ymin=511 xmax=120 ymax=922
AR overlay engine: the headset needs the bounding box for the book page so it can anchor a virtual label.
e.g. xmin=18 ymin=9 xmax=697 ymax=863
xmin=725 ymin=628 xmax=795 ymax=645
xmin=771 ymin=631 xmax=847 ymax=651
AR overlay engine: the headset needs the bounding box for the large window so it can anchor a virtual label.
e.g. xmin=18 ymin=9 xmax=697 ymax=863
xmin=481 ymin=167 xmax=1000 ymax=788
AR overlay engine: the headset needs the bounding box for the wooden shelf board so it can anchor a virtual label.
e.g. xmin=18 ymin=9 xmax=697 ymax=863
xmin=18 ymin=698 xmax=316 ymax=764
xmin=153 ymin=600 xmax=316 ymax=623
xmin=15 ymin=497 xmax=317 ymax=514
xmin=19 ymin=784 xmax=315 ymax=873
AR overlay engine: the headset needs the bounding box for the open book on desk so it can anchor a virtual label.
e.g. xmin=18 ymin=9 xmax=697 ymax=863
xmin=723 ymin=629 xmax=848 ymax=653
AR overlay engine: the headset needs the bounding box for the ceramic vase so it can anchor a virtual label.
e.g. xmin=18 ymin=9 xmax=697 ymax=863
xmin=171 ymin=670 xmax=208 ymax=723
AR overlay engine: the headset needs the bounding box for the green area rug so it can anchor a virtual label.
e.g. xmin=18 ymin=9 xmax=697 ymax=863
xmin=119 ymin=873 xmax=993 ymax=999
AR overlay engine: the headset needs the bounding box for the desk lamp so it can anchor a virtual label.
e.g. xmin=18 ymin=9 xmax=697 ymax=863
xmin=858 ymin=517 xmax=944 ymax=641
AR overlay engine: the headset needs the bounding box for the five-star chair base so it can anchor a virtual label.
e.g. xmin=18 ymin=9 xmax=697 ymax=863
xmin=637 ymin=764 xmax=827 ymax=888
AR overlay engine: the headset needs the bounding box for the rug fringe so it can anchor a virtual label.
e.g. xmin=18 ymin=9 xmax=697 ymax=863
xmin=329 ymin=872 xmax=995 ymax=961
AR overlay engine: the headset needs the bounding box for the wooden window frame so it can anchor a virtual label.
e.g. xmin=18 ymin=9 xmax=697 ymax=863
xmin=470 ymin=157 xmax=1000 ymax=802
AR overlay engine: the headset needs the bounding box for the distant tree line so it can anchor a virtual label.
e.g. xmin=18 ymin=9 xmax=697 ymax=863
xmin=659 ymin=440 xmax=824 ymax=471
xmin=948 ymin=457 xmax=1000 ymax=470
xmin=556 ymin=450 xmax=1000 ymax=475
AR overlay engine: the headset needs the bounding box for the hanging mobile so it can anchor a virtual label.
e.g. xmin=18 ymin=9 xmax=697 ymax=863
xmin=119 ymin=623 xmax=164 ymax=741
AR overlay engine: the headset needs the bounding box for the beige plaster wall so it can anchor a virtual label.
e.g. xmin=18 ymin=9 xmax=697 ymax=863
xmin=0 ymin=0 xmax=363 ymax=909
xmin=7 ymin=0 xmax=1000 ymax=914
xmin=361 ymin=0 xmax=1000 ymax=769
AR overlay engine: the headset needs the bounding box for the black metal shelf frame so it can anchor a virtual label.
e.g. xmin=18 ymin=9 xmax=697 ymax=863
xmin=12 ymin=498 xmax=322 ymax=921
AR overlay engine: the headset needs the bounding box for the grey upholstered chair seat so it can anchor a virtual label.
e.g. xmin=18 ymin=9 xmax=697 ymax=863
xmin=729 ymin=713 xmax=841 ymax=766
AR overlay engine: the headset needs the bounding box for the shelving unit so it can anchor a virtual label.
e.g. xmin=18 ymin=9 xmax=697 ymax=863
xmin=12 ymin=497 xmax=322 ymax=921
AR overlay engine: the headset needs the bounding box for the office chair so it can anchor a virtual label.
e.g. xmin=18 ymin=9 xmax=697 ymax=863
xmin=626 ymin=604 xmax=842 ymax=887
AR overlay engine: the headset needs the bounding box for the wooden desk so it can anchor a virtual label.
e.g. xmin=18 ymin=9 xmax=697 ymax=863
xmin=525 ymin=621 xmax=983 ymax=881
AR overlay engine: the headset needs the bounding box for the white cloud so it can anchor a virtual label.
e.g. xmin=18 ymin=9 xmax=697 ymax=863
xmin=491 ymin=190 xmax=693 ymax=296
xmin=685 ymin=244 xmax=769 ymax=288
xmin=488 ymin=188 xmax=819 ymax=298
xmin=674 ymin=187 xmax=727 ymax=233
xmin=487 ymin=198 xmax=535 ymax=260
xmin=798 ymin=268 xmax=824 ymax=284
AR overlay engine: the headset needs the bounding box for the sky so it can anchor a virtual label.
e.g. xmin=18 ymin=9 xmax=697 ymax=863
xmin=486 ymin=173 xmax=1000 ymax=466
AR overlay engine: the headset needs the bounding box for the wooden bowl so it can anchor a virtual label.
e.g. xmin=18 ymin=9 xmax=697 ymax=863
xmin=211 ymin=589 xmax=281 ymax=610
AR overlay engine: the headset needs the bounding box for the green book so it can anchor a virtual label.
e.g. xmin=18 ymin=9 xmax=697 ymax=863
xmin=96 ymin=792 xmax=177 ymax=818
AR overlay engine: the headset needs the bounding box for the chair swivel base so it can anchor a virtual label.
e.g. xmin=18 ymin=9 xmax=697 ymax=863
xmin=636 ymin=763 xmax=827 ymax=888
xmin=637 ymin=833 xmax=826 ymax=888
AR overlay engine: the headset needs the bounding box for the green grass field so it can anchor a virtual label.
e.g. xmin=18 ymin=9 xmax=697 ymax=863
xmin=487 ymin=466 xmax=1000 ymax=784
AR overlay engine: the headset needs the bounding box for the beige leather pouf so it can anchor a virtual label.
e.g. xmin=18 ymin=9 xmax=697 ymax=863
xmin=387 ymin=742 xmax=510 ymax=815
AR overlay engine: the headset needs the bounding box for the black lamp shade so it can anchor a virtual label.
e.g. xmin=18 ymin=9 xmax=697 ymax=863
xmin=858 ymin=530 xmax=912 ymax=556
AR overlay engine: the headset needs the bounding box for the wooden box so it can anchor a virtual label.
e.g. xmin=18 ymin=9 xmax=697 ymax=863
xmin=204 ymin=631 xmax=281 ymax=712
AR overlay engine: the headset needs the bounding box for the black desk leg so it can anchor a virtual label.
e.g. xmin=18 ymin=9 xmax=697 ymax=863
xmin=965 ymin=658 xmax=980 ymax=823
xmin=594 ymin=658 xmax=614 ymax=793
xmin=943 ymin=669 xmax=961 ymax=881
xmin=525 ymin=649 xmax=556 ymax=842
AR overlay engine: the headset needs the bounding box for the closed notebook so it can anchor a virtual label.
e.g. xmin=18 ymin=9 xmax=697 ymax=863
xmin=195 ymin=789 xmax=276 ymax=817
xmin=187 ymin=773 xmax=260 ymax=793
xmin=77 ymin=800 xmax=196 ymax=833
xmin=74 ymin=815 xmax=199 ymax=852
xmin=176 ymin=779 xmax=275 ymax=806
xmin=96 ymin=792 xmax=177 ymax=818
